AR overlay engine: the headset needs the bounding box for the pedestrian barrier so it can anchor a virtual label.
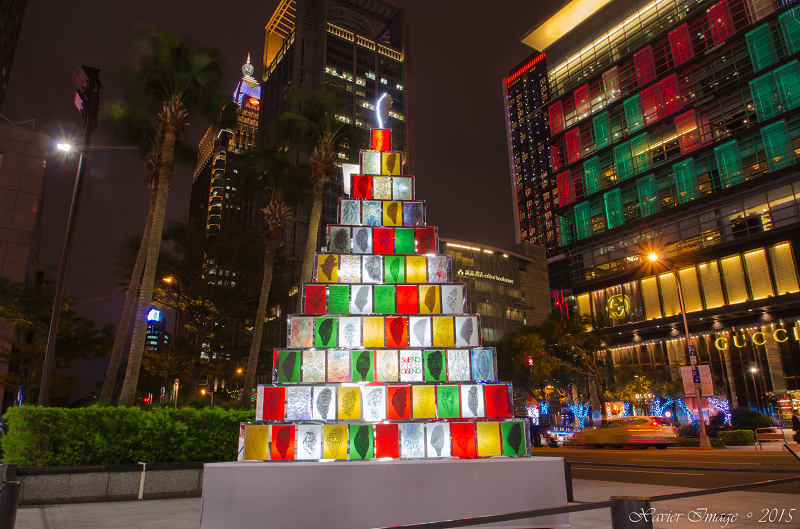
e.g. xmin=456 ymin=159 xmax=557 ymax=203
xmin=755 ymin=427 xmax=787 ymax=450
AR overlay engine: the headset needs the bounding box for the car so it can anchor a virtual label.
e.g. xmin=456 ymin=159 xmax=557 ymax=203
xmin=572 ymin=416 xmax=677 ymax=449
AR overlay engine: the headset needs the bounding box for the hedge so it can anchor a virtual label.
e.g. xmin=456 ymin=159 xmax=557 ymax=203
xmin=1 ymin=406 xmax=254 ymax=467
xmin=673 ymin=437 xmax=726 ymax=449
xmin=718 ymin=429 xmax=756 ymax=446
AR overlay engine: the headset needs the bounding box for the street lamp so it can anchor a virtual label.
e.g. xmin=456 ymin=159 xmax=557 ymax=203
xmin=647 ymin=253 xmax=712 ymax=448
xmin=750 ymin=366 xmax=762 ymax=414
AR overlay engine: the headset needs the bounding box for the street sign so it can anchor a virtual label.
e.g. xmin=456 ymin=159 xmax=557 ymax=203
xmin=688 ymin=344 xmax=697 ymax=365
xmin=680 ymin=365 xmax=713 ymax=396
xmin=692 ymin=367 xmax=701 ymax=384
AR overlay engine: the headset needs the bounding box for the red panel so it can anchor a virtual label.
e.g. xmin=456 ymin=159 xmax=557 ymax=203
xmin=373 ymin=228 xmax=394 ymax=254
xmin=261 ymin=387 xmax=285 ymax=421
xmin=640 ymin=84 xmax=662 ymax=125
xmin=658 ymin=75 xmax=682 ymax=116
xmin=550 ymin=144 xmax=561 ymax=171
xmin=574 ymin=84 xmax=591 ymax=120
xmin=353 ymin=175 xmax=373 ymax=199
xmin=415 ymin=227 xmax=437 ymax=254
xmin=387 ymin=386 xmax=411 ymax=419
xmin=548 ymin=101 xmax=565 ymax=135
xmin=371 ymin=129 xmax=391 ymax=151
xmin=634 ymin=47 xmax=656 ymax=85
xmin=565 ymin=128 xmax=582 ymax=165
xmin=556 ymin=170 xmax=574 ymax=206
xmin=669 ymin=24 xmax=694 ymax=66
xmin=270 ymin=425 xmax=295 ymax=460
xmin=396 ymin=285 xmax=418 ymax=314
xmin=675 ymin=110 xmax=701 ymax=154
xmin=484 ymin=385 xmax=511 ymax=418
xmin=304 ymin=284 xmax=327 ymax=314
xmin=375 ymin=424 xmax=400 ymax=458
xmin=386 ymin=316 xmax=409 ymax=346
xmin=450 ymin=422 xmax=477 ymax=458
xmin=708 ymin=0 xmax=735 ymax=44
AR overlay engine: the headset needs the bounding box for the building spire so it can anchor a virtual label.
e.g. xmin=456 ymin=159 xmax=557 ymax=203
xmin=242 ymin=52 xmax=254 ymax=78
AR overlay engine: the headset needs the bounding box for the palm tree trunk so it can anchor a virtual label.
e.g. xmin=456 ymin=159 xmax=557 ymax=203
xmin=118 ymin=125 xmax=177 ymax=407
xmin=296 ymin=178 xmax=324 ymax=311
xmin=242 ymin=235 xmax=279 ymax=407
xmin=99 ymin=179 xmax=158 ymax=405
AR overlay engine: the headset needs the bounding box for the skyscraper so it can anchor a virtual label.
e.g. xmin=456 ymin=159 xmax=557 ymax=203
xmin=0 ymin=0 xmax=28 ymax=112
xmin=515 ymin=0 xmax=800 ymax=419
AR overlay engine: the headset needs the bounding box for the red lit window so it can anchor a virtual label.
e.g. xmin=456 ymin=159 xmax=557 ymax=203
xmin=641 ymin=85 xmax=662 ymax=125
xmin=574 ymin=85 xmax=591 ymax=120
xmin=669 ymin=24 xmax=694 ymax=66
xmin=675 ymin=110 xmax=701 ymax=154
xmin=548 ymin=101 xmax=565 ymax=135
xmin=658 ymin=74 xmax=682 ymax=116
xmin=551 ymin=144 xmax=561 ymax=171
xmin=565 ymin=128 xmax=582 ymax=165
xmin=707 ymin=0 xmax=735 ymax=44
xmin=556 ymin=170 xmax=574 ymax=206
xmin=634 ymin=47 xmax=656 ymax=86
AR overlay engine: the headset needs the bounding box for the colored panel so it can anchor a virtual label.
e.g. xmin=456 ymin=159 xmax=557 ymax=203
xmin=375 ymin=350 xmax=399 ymax=381
xmin=394 ymin=228 xmax=415 ymax=254
xmin=362 ymin=317 xmax=385 ymax=348
xmin=593 ymin=113 xmax=612 ymax=149
xmin=337 ymin=386 xmax=362 ymax=420
xmin=708 ymin=0 xmax=735 ymax=43
xmin=349 ymin=425 xmax=374 ymax=459
xmin=400 ymin=350 xmax=424 ymax=380
xmin=419 ymin=285 xmax=441 ymax=314
xmin=603 ymin=67 xmax=622 ymax=102
xmin=386 ymin=317 xmax=409 ymax=347
xmin=556 ymin=170 xmax=574 ymax=206
xmin=447 ymin=349 xmax=471 ymax=381
xmin=375 ymin=424 xmax=400 ymax=458
xmin=614 ymin=141 xmax=634 ymax=181
xmin=387 ymin=386 xmax=411 ymax=419
xmin=415 ymin=227 xmax=437 ymax=254
xmin=502 ymin=422 xmax=527 ymax=456
xmin=437 ymin=385 xmax=461 ymax=418
xmin=362 ymin=386 xmax=386 ymax=423
xmin=574 ymin=202 xmax=592 ymax=240
xmin=455 ymin=316 xmax=479 ymax=347
xmin=412 ymin=385 xmax=437 ymax=418
xmin=428 ymin=256 xmax=449 ymax=283
xmin=746 ymin=24 xmax=778 ymax=72
xmin=406 ymin=256 xmax=427 ymax=283
xmin=403 ymin=201 xmax=423 ymax=226
xmin=426 ymin=423 xmax=451 ymax=458
xmin=640 ymin=276 xmax=663 ymax=320
xmin=382 ymin=201 xmax=402 ymax=226
xmin=714 ymin=140 xmax=743 ymax=187
xmin=720 ymin=255 xmax=749 ymax=304
xmin=760 ymin=120 xmax=795 ymax=171
xmin=677 ymin=267 xmax=703 ymax=313
xmin=304 ymin=284 xmax=327 ymax=314
xmin=323 ymin=425 xmax=348 ymax=459
xmin=675 ymin=110 xmax=701 ymax=154
xmin=371 ymin=128 xmax=391 ymax=151
xmin=270 ymin=425 xmax=295 ymax=461
xmin=604 ymin=189 xmax=624 ymax=229
xmin=396 ymin=285 xmax=419 ymax=314
xmin=630 ymin=133 xmax=650 ymax=174
xmin=243 ymin=424 xmax=270 ymax=460
xmin=302 ymin=350 xmax=325 ymax=383
xmin=327 ymin=284 xmax=350 ymax=314
xmin=361 ymin=151 xmax=381 ymax=175
xmin=393 ymin=176 xmax=413 ymax=200
xmin=441 ymin=284 xmax=465 ymax=314
xmin=424 ymin=350 xmax=446 ymax=381
xmin=432 ymin=316 xmax=455 ymax=347
xmin=450 ymin=422 xmax=477 ymax=458
xmin=669 ymin=24 xmax=694 ymax=66
xmin=624 ymin=95 xmax=644 ymax=133
xmin=352 ymin=174 xmax=373 ymax=199
xmin=277 ymin=351 xmax=301 ymax=383
xmin=641 ymin=85 xmax=661 ymax=125
xmin=634 ymin=46 xmax=656 ymax=85
xmin=329 ymin=226 xmax=350 ymax=253
xmin=637 ymin=175 xmax=659 ymax=216
xmin=658 ymin=75 xmax=682 ymax=116
xmin=261 ymin=387 xmax=286 ymax=420
xmin=583 ymin=158 xmax=602 ymax=195
xmin=574 ymin=84 xmax=591 ymax=120
xmin=565 ymin=127 xmax=582 ymax=164
xmin=384 ymin=255 xmax=405 ymax=283
xmin=340 ymin=199 xmax=360 ymax=225
xmin=551 ymin=144 xmax=561 ymax=172
xmin=774 ymin=60 xmax=800 ymax=111
xmin=316 ymin=254 xmax=338 ymax=283
xmin=338 ymin=317 xmax=361 ymax=348
xmin=658 ymin=273 xmax=680 ymax=317
xmin=351 ymin=350 xmax=375 ymax=382
xmin=362 ymin=255 xmax=384 ymax=283
xmin=673 ymin=159 xmax=698 ymax=203
xmin=372 ymin=176 xmax=391 ymax=200
xmin=476 ymin=422 xmax=502 ymax=457
xmin=373 ymin=228 xmax=394 ymax=254
xmin=750 ymin=72 xmax=781 ymax=121
xmin=362 ymin=201 xmax=382 ymax=226
xmin=548 ymin=100 xmax=565 ymax=135
xmin=381 ymin=152 xmax=401 ymax=175
xmin=770 ymin=243 xmax=800 ymax=294
xmin=484 ymin=384 xmax=510 ymax=418
xmin=400 ymin=423 xmax=425 ymax=458
xmin=339 ymin=255 xmax=362 ymax=283
xmin=327 ymin=350 xmax=351 ymax=382
xmin=285 ymin=387 xmax=312 ymax=420
xmin=352 ymin=227 xmax=373 ymax=254
xmin=315 ymin=318 xmax=337 ymax=347
xmin=698 ymin=260 xmax=725 ymax=309
xmin=558 ymin=213 xmax=573 ymax=246
xmin=373 ymin=285 xmax=396 ymax=314
xmin=780 ymin=6 xmax=800 ymax=55
xmin=743 ymin=248 xmax=774 ymax=300
xmin=471 ymin=348 xmax=496 ymax=381
xmin=289 ymin=317 xmax=314 ymax=347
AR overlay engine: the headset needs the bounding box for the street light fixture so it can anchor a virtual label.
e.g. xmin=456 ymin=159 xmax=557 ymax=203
xmin=647 ymin=253 xmax=712 ymax=448
xmin=750 ymin=366 xmax=762 ymax=414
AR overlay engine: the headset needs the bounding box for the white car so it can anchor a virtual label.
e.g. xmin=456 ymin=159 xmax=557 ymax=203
xmin=573 ymin=416 xmax=677 ymax=449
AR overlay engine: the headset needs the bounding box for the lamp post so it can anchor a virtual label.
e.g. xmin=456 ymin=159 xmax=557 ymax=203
xmin=647 ymin=253 xmax=712 ymax=448
xmin=750 ymin=366 xmax=762 ymax=414
xmin=39 ymin=66 xmax=101 ymax=406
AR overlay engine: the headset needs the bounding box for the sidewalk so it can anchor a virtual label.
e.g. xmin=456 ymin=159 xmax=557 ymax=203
xmin=15 ymin=478 xmax=800 ymax=529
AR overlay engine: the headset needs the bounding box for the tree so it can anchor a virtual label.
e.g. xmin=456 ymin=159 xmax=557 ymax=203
xmin=115 ymin=27 xmax=226 ymax=406
xmin=496 ymin=326 xmax=554 ymax=401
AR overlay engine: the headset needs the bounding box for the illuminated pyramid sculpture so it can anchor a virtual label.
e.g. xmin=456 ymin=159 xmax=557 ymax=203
xmin=239 ymin=106 xmax=530 ymax=462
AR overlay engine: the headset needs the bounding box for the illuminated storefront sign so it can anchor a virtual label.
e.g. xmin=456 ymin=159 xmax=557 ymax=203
xmin=456 ymin=269 xmax=514 ymax=284
xmin=713 ymin=322 xmax=800 ymax=350
xmin=607 ymin=294 xmax=630 ymax=319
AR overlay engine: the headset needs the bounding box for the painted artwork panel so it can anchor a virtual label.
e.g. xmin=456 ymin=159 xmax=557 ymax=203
xmin=399 ymin=349 xmax=423 ymax=382
xmin=394 ymin=228 xmax=415 ymax=254
xmin=289 ymin=317 xmax=314 ymax=348
xmin=327 ymin=350 xmax=351 ymax=383
xmin=352 ymin=227 xmax=373 ymax=254
xmin=418 ymin=285 xmax=440 ymax=314
xmin=396 ymin=285 xmax=418 ymax=314
xmin=296 ymin=424 xmax=323 ymax=460
xmin=502 ymin=421 xmax=527 ymax=456
xmin=338 ymin=255 xmax=362 ymax=283
xmin=426 ymin=423 xmax=451 ymax=458
xmin=375 ymin=350 xmax=399 ymax=382
xmin=351 ymin=350 xmax=375 ymax=382
xmin=375 ymin=424 xmax=400 ymax=458
xmin=373 ymin=285 xmax=396 ymax=314
xmin=316 ymin=254 xmax=338 ymax=283
xmin=412 ymin=385 xmax=436 ymax=418
xmin=455 ymin=316 xmax=479 ymax=347
xmin=403 ymin=201 xmax=424 ymax=227
xmin=277 ymin=350 xmax=301 ymax=383
xmin=312 ymin=386 xmax=337 ymax=421
xmin=353 ymin=174 xmax=373 ymax=198
xmin=484 ymin=384 xmax=511 ymax=418
xmin=362 ymin=201 xmax=382 ymax=226
xmin=447 ymin=349 xmax=471 ymax=381
xmin=362 ymin=385 xmax=387 ymax=421
xmin=315 ymin=317 xmax=338 ymax=348
xmin=408 ymin=316 xmax=431 ymax=347
xmin=261 ymin=387 xmax=285 ymax=421
xmin=476 ymin=422 xmax=502 ymax=457
xmin=427 ymin=256 xmax=449 ymax=283
xmin=302 ymin=349 xmax=325 ymax=383
xmin=338 ymin=317 xmax=362 ymax=348
xmin=460 ymin=384 xmax=485 ymax=418
xmin=243 ymin=424 xmax=270 ymax=460
xmin=387 ymin=385 xmax=411 ymax=419
xmin=373 ymin=228 xmax=394 ymax=254
xmin=329 ymin=226 xmax=350 ymax=253
xmin=440 ymin=285 xmax=465 ymax=314
xmin=450 ymin=422 xmax=477 ymax=458
xmin=385 ymin=316 xmax=408 ymax=347
xmin=286 ymin=386 xmax=312 ymax=420
xmin=384 ymin=255 xmax=405 ymax=283
xmin=423 ymin=349 xmax=446 ymax=382
xmin=349 ymin=424 xmax=374 ymax=459
xmin=373 ymin=176 xmax=392 ymax=200
xmin=327 ymin=285 xmax=350 ymax=315
xmin=400 ymin=423 xmax=425 ymax=458
xmin=337 ymin=386 xmax=362 ymax=420
xmin=323 ymin=425 xmax=348 ymax=460
xmin=432 ymin=316 xmax=455 ymax=347
xmin=340 ymin=199 xmax=360 ymax=225
xmin=362 ymin=317 xmax=385 ymax=348
xmin=382 ymin=151 xmax=401 ymax=175
xmin=361 ymin=151 xmax=381 ymax=175
xmin=270 ymin=425 xmax=295 ymax=461
xmin=350 ymin=285 xmax=373 ymax=315
xmin=393 ymin=176 xmax=413 ymax=200
xmin=382 ymin=201 xmax=402 ymax=226
xmin=415 ymin=227 xmax=437 ymax=254
xmin=406 ymin=256 xmax=427 ymax=283
xmin=304 ymin=284 xmax=327 ymax=314
xmin=362 ymin=255 xmax=383 ymax=283
xmin=436 ymin=385 xmax=461 ymax=418
xmin=471 ymin=348 xmax=496 ymax=381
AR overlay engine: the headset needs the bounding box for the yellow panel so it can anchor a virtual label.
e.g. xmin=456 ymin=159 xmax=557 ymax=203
xmin=373 ymin=176 xmax=393 ymax=200
xmin=406 ymin=256 xmax=427 ymax=283
xmin=418 ymin=286 xmax=441 ymax=314
xmin=698 ymin=260 xmax=725 ymax=309
xmin=521 ymin=0 xmax=615 ymax=52
xmin=576 ymin=293 xmax=593 ymax=330
xmin=678 ymin=267 xmax=703 ymax=313
xmin=658 ymin=273 xmax=680 ymax=317
xmin=431 ymin=316 xmax=455 ymax=347
xmin=743 ymin=248 xmax=774 ymax=300
xmin=381 ymin=152 xmax=401 ymax=175
xmin=362 ymin=317 xmax=385 ymax=347
xmin=476 ymin=421 xmax=502 ymax=457
xmin=412 ymin=385 xmax=436 ymax=418
xmin=243 ymin=424 xmax=270 ymax=460
xmin=382 ymin=201 xmax=402 ymax=226
xmin=337 ymin=387 xmax=362 ymax=420
xmin=316 ymin=254 xmax=338 ymax=283
xmin=640 ymin=276 xmax=662 ymax=320
xmin=769 ymin=242 xmax=800 ymax=294
xmin=720 ymin=255 xmax=750 ymax=304
xmin=323 ymin=425 xmax=348 ymax=459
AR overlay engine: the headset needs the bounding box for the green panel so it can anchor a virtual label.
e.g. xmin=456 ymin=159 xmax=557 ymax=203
xmin=583 ymin=157 xmax=602 ymax=194
xmin=394 ymin=228 xmax=415 ymax=254
xmin=780 ymin=7 xmax=800 ymax=55
xmin=623 ymin=95 xmax=645 ymax=133
xmin=593 ymin=112 xmax=612 ymax=149
xmin=315 ymin=317 xmax=338 ymax=347
xmin=760 ymin=120 xmax=795 ymax=171
xmin=603 ymin=189 xmax=624 ymax=229
xmin=349 ymin=424 xmax=373 ymax=459
xmin=436 ymin=385 xmax=461 ymax=418
xmin=424 ymin=350 xmax=446 ymax=381
xmin=749 ymin=73 xmax=781 ymax=121
xmin=383 ymin=255 xmax=405 ymax=283
xmin=559 ymin=214 xmax=573 ymax=246
xmin=614 ymin=141 xmax=634 ymax=181
xmin=327 ymin=285 xmax=350 ymax=314
xmin=351 ymin=350 xmax=374 ymax=382
xmin=277 ymin=351 xmax=302 ymax=382
xmin=745 ymin=24 xmax=778 ymax=72
xmin=636 ymin=175 xmax=659 ymax=216
xmin=774 ymin=60 xmax=800 ymax=111
xmin=574 ymin=202 xmax=592 ymax=240
xmin=714 ymin=140 xmax=743 ymax=187
xmin=630 ymin=133 xmax=651 ymax=175
xmin=502 ymin=421 xmax=527 ymax=456
xmin=673 ymin=159 xmax=698 ymax=203
xmin=373 ymin=285 xmax=396 ymax=314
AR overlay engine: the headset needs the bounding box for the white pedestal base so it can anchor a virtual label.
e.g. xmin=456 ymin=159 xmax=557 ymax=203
xmin=200 ymin=457 xmax=568 ymax=529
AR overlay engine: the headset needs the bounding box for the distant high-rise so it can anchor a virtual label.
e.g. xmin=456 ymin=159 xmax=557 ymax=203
xmin=0 ymin=0 xmax=28 ymax=111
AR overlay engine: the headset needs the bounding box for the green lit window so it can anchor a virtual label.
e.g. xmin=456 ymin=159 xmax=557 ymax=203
xmin=630 ymin=133 xmax=651 ymax=175
xmin=745 ymin=24 xmax=778 ymax=72
xmin=636 ymin=175 xmax=659 ymax=217
xmin=714 ymin=140 xmax=743 ymax=187
xmin=574 ymin=202 xmax=592 ymax=240
xmin=773 ymin=60 xmax=800 ymax=112
xmin=623 ymin=95 xmax=645 ymax=133
xmin=749 ymin=72 xmax=781 ymax=121
xmin=779 ymin=6 xmax=800 ymax=55
xmin=583 ymin=157 xmax=602 ymax=195
xmin=673 ymin=159 xmax=697 ymax=203
xmin=760 ymin=120 xmax=795 ymax=171
xmin=558 ymin=214 xmax=573 ymax=245
xmin=604 ymin=189 xmax=624 ymax=229
xmin=593 ymin=113 xmax=612 ymax=149
xmin=614 ymin=141 xmax=634 ymax=182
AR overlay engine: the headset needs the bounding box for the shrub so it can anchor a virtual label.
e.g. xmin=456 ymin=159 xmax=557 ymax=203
xmin=718 ymin=429 xmax=756 ymax=446
xmin=1 ymin=405 xmax=254 ymax=467
xmin=731 ymin=408 xmax=773 ymax=430
xmin=673 ymin=437 xmax=725 ymax=449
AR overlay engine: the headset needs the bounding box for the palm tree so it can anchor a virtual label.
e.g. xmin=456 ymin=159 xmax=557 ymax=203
xmin=116 ymin=28 xmax=225 ymax=407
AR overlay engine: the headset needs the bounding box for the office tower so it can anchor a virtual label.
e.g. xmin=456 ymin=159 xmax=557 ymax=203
xmin=145 ymin=308 xmax=171 ymax=352
xmin=520 ymin=0 xmax=800 ymax=419
xmin=0 ymin=0 xmax=28 ymax=111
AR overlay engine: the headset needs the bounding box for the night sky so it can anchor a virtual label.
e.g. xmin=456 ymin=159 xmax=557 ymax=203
xmin=3 ymin=1 xmax=547 ymax=392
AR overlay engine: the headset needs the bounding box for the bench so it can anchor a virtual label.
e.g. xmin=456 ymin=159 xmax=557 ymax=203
xmin=755 ymin=428 xmax=787 ymax=450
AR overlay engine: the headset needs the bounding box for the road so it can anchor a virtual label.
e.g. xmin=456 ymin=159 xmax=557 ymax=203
xmin=530 ymin=446 xmax=800 ymax=493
